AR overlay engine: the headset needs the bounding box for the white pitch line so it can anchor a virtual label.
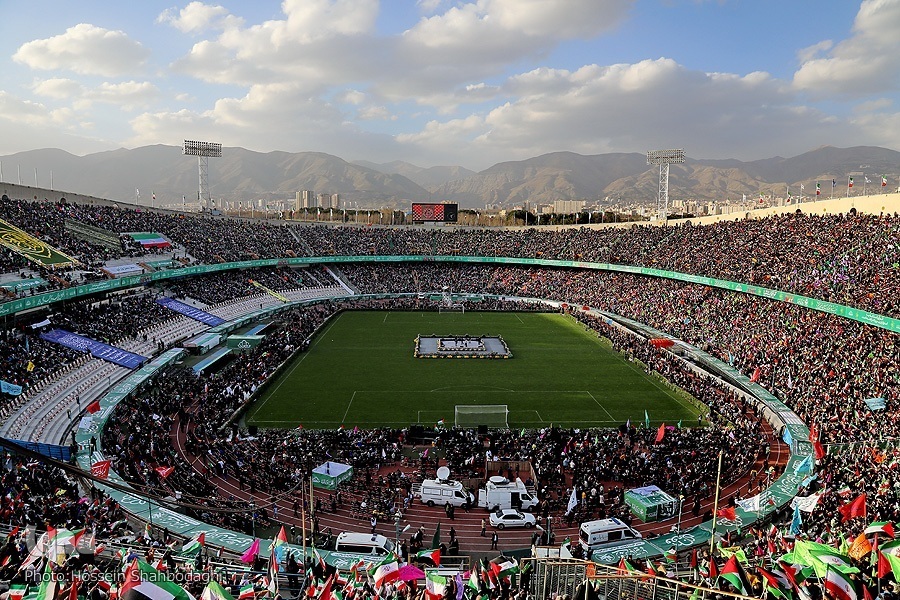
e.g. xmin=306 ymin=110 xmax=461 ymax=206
xmin=341 ymin=391 xmax=356 ymax=424
xmin=586 ymin=391 xmax=615 ymax=421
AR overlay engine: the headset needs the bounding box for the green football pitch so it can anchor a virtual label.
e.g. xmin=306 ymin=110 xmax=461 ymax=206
xmin=245 ymin=310 xmax=703 ymax=429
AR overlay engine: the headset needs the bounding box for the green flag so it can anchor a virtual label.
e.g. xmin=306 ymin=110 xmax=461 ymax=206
xmin=431 ymin=522 xmax=441 ymax=551
xmin=644 ymin=410 xmax=650 ymax=428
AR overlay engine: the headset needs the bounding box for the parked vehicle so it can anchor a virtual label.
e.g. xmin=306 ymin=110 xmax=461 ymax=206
xmin=489 ymin=508 xmax=537 ymax=529
xmin=477 ymin=476 xmax=538 ymax=511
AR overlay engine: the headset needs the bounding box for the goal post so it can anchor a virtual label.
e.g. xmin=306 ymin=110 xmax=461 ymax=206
xmin=455 ymin=405 xmax=509 ymax=429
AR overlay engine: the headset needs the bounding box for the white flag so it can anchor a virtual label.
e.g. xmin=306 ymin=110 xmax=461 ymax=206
xmin=736 ymin=495 xmax=760 ymax=513
xmin=791 ymin=492 xmax=823 ymax=513
xmin=800 ymin=184 xmax=805 ymax=190
xmin=567 ymin=488 xmax=578 ymax=514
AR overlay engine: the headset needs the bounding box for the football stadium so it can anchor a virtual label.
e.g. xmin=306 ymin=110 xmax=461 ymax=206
xmin=0 ymin=189 xmax=897 ymax=600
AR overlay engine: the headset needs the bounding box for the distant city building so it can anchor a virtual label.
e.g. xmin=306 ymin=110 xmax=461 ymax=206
xmin=553 ymin=200 xmax=585 ymax=214
xmin=295 ymin=190 xmax=316 ymax=211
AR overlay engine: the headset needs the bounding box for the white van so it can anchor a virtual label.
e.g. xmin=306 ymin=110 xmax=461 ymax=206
xmin=334 ymin=532 xmax=396 ymax=557
xmin=418 ymin=478 xmax=476 ymax=508
xmin=579 ymin=518 xmax=642 ymax=552
xmin=477 ymin=476 xmax=538 ymax=512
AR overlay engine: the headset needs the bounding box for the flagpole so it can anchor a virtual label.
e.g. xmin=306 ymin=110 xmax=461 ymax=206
xmin=709 ymin=450 xmax=724 ymax=556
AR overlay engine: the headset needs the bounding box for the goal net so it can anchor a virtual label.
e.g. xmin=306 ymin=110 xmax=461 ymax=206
xmin=455 ymin=405 xmax=509 ymax=429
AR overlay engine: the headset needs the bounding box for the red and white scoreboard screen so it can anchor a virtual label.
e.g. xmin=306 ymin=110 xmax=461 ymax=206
xmin=411 ymin=202 xmax=458 ymax=223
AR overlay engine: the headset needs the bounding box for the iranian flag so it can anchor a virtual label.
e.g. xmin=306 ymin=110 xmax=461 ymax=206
xmin=883 ymin=175 xmax=888 ymax=187
xmin=155 ymin=466 xmax=175 ymax=479
xmin=719 ymin=555 xmax=749 ymax=595
xmin=181 ymin=532 xmax=205 ymax=555
xmin=370 ymin=556 xmax=400 ymax=587
xmin=824 ymin=566 xmax=857 ymax=600
xmin=849 ymin=177 xmax=854 ymax=188
xmin=8 ymin=585 xmax=27 ymax=600
xmin=238 ymin=586 xmax=254 ymax=600
xmin=425 ymin=572 xmax=447 ymax=600
xmin=816 ymin=182 xmax=821 ymax=195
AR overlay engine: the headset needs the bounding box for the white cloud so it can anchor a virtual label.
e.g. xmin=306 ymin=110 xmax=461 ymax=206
xmin=793 ymin=0 xmax=900 ymax=95
xmin=157 ymin=2 xmax=243 ymax=33
xmin=395 ymin=58 xmax=862 ymax=167
xmin=31 ymin=78 xmax=84 ymax=99
xmin=91 ymin=81 xmax=161 ymax=109
xmin=13 ymin=24 xmax=150 ymax=77
xmin=357 ymin=106 xmax=391 ymax=120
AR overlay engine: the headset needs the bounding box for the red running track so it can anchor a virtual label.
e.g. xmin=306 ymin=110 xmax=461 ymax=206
xmin=170 ymin=418 xmax=788 ymax=557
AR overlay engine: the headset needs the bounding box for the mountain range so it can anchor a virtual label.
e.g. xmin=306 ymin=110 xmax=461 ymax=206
xmin=1 ymin=144 xmax=897 ymax=209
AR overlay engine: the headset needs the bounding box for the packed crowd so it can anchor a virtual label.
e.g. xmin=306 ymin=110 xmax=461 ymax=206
xmin=0 ymin=203 xmax=896 ymax=599
xmin=1 ymin=198 xmax=898 ymax=318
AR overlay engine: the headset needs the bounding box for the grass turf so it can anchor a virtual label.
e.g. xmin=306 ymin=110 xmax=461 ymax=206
xmin=245 ymin=310 xmax=703 ymax=429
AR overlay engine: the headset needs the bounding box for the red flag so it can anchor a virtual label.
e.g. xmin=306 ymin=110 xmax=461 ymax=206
xmin=717 ymin=506 xmax=737 ymax=521
xmin=86 ymin=400 xmax=101 ymax=414
xmin=91 ymin=460 xmax=111 ymax=479
xmin=708 ymin=558 xmax=719 ymax=580
xmin=68 ymin=578 xmax=79 ymax=600
xmin=863 ymin=584 xmax=874 ymax=600
xmin=655 ymin=423 xmax=666 ymax=443
xmin=750 ymin=367 xmax=761 ymax=383
xmin=155 ymin=466 xmax=174 ymax=479
xmin=690 ymin=548 xmax=698 ymax=569
xmin=838 ymin=493 xmax=866 ymax=522
xmin=813 ymin=440 xmax=825 ymax=460
xmin=878 ymin=551 xmax=893 ymax=579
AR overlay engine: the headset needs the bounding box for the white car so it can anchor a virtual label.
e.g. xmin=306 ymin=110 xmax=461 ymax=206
xmin=490 ymin=509 xmax=536 ymax=529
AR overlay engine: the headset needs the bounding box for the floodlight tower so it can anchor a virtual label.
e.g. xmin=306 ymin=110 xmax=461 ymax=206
xmin=647 ymin=148 xmax=685 ymax=222
xmin=183 ymin=140 xmax=222 ymax=209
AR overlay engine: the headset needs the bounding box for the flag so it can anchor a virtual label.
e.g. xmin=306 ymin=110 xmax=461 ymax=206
xmin=824 ymin=566 xmax=857 ymax=600
xmin=266 ymin=547 xmax=279 ymax=596
xmin=7 ymin=585 xmax=27 ymax=600
xmin=492 ymin=559 xmax=519 ymax=577
xmin=155 ymin=466 xmax=174 ymax=479
xmin=750 ymin=367 xmax=761 ymax=382
xmin=719 ymin=555 xmax=749 ymax=595
xmin=757 ymin=566 xmax=794 ymax=600
xmin=849 ymin=177 xmax=854 ymax=188
xmin=91 ymin=460 xmax=111 ymax=479
xmin=567 ymin=487 xmax=578 ymax=514
xmin=864 ymin=522 xmax=895 ymax=538
xmin=273 ymin=526 xmax=288 ymax=562
xmin=832 ymin=178 xmax=837 ymax=187
xmin=36 ymin=561 xmax=56 ymax=600
xmin=370 ymin=556 xmax=400 ymax=587
xmin=181 ymin=532 xmax=205 ymax=555
xmin=431 ymin=522 xmax=441 ymax=550
xmin=617 ymin=557 xmax=636 ymax=574
xmin=26 ymin=361 xmax=34 ymax=372
xmin=716 ymin=506 xmax=737 ymax=521
xmin=240 ymin=539 xmax=260 ymax=563
xmin=416 ymin=548 xmax=441 ymax=566
xmin=121 ymin=559 xmax=192 ymax=600
xmin=200 ymin=581 xmax=234 ymax=600
xmin=839 ymin=494 xmax=866 ymax=522
xmin=848 ymin=534 xmax=872 ymax=561
xmin=425 ymin=572 xmax=447 ymax=600
xmin=467 ymin=569 xmax=480 ymax=590
xmin=883 ymin=175 xmax=888 ymax=187
xmin=86 ymin=400 xmax=101 ymax=414
xmin=436 ymin=419 xmax=444 ymax=426
xmin=238 ymin=586 xmax=254 ymax=600
xmin=816 ymin=182 xmax=821 ymax=195
xmin=790 ymin=504 xmax=802 ymax=535
xmin=644 ymin=410 xmax=650 ymax=428
xmin=655 ymin=423 xmax=666 ymax=443
xmin=793 ymin=455 xmax=813 ymax=475
xmin=793 ymin=492 xmax=822 ymax=513
xmin=736 ymin=496 xmax=760 ymax=513
xmin=708 ymin=558 xmax=719 ymax=580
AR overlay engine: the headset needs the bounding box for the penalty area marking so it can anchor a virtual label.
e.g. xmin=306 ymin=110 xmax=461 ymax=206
xmin=341 ymin=391 xmax=356 ymax=424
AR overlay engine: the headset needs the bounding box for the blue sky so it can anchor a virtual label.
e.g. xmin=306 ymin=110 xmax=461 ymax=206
xmin=0 ymin=0 xmax=895 ymax=170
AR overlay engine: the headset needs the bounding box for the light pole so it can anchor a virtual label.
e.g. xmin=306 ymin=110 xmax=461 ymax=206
xmin=675 ymin=495 xmax=685 ymax=549
xmin=250 ymin=501 xmax=257 ymax=538
xmin=394 ymin=512 xmax=409 ymax=552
